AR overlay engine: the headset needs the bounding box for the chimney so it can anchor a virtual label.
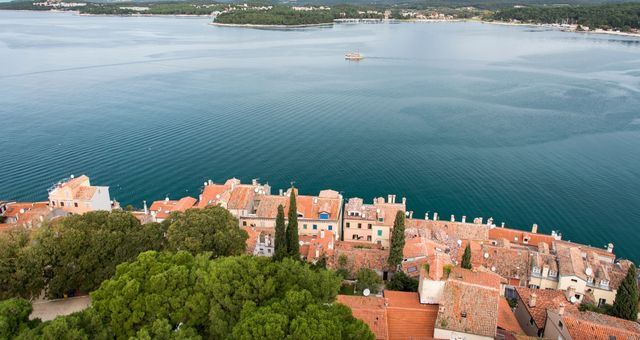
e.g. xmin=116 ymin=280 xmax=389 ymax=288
xmin=425 ymin=212 xmax=429 ymax=220
xmin=165 ymin=196 xmax=169 ymax=202
xmin=143 ymin=200 xmax=148 ymax=215
xmin=388 ymin=195 xmax=393 ymax=204
xmin=607 ymin=243 xmax=614 ymax=253
xmin=532 ymin=224 xmax=538 ymax=234
xmin=529 ymin=293 xmax=537 ymax=308
xmin=208 ymin=179 xmax=213 ymax=185
xmin=462 ymin=215 xmax=466 ymax=223
xmin=433 ymin=212 xmax=438 ymax=221
xmin=402 ymin=197 xmax=406 ymax=206
xmin=252 ymin=178 xmax=257 ymax=185
xmin=450 ymin=215 xmax=455 ymax=222
xmin=501 ymin=222 xmax=505 ymax=228
xmin=558 ymin=302 xmax=565 ymax=316
xmin=409 ymin=211 xmax=413 ymax=219
xmin=565 ymin=286 xmax=576 ymax=302
xmin=392 ymin=195 xmax=397 ymax=203
xmin=279 ymin=189 xmax=283 ymax=196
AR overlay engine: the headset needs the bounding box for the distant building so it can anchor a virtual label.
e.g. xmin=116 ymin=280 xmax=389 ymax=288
xmin=48 ymin=175 xmax=114 ymax=214
xmin=0 ymin=201 xmax=68 ymax=231
xmin=544 ymin=310 xmax=640 ymax=340
xmin=149 ymin=196 xmax=197 ymax=222
xmin=343 ymin=195 xmax=405 ymax=248
xmin=513 ymin=286 xmax=579 ymax=337
xmin=197 ymin=178 xmax=271 ymax=218
xmin=300 ymin=229 xmax=335 ymax=263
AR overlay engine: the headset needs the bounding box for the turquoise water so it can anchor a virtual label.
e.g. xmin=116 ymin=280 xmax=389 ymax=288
xmin=1 ymin=11 xmax=639 ymax=262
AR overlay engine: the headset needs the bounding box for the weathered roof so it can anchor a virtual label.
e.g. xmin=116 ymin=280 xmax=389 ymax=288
xmin=497 ymin=297 xmax=525 ymax=335
xmin=384 ymin=291 xmax=438 ymax=340
xmin=515 ymin=287 xmax=578 ymax=329
xmin=336 ymin=295 xmax=388 ymax=340
xmin=489 ymin=227 xmax=555 ymax=248
xmin=255 ymin=190 xmax=341 ymax=221
xmin=562 ymin=311 xmax=640 ymax=340
xmin=436 ymin=279 xmax=499 ymax=338
xmin=149 ymin=196 xmax=197 ymax=220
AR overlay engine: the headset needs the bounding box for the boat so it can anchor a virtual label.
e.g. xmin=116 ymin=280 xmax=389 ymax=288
xmin=345 ymin=52 xmax=364 ymax=61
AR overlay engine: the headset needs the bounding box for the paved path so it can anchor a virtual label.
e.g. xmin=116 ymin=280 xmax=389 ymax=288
xmin=30 ymin=295 xmax=91 ymax=321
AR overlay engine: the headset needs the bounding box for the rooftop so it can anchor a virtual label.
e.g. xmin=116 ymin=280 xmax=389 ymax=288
xmin=560 ymin=311 xmax=640 ymax=340
xmin=497 ymin=297 xmax=525 ymax=336
xmin=515 ymin=286 xmax=578 ymax=329
xmin=336 ymin=295 xmax=388 ymax=339
xmin=149 ymin=196 xmax=197 ymax=220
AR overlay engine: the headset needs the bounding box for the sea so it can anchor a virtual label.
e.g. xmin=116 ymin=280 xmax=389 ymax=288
xmin=1 ymin=11 xmax=639 ymax=262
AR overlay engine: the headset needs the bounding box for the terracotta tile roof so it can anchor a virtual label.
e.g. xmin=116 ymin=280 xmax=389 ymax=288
xmin=403 ymin=236 xmax=430 ymax=259
xmin=562 ymin=311 xmax=640 ymax=340
xmin=60 ymin=175 xmax=89 ymax=190
xmin=227 ymin=186 xmax=255 ymax=210
xmin=384 ymin=291 xmax=438 ymax=340
xmin=515 ymin=287 xmax=578 ymax=329
xmin=242 ymin=226 xmax=259 ymax=255
xmin=255 ymin=190 xmax=341 ymax=221
xmin=448 ymin=267 xmax=505 ymax=290
xmin=149 ymin=196 xmax=197 ymax=220
xmin=460 ymin=240 xmax=530 ymax=285
xmin=497 ymin=297 xmax=525 ymax=335
xmin=299 ymin=230 xmax=335 ymax=262
xmin=555 ymin=243 xmax=628 ymax=290
xmin=75 ymin=186 xmax=96 ymax=200
xmin=489 ymin=227 xmax=555 ymax=248
xmin=336 ymin=295 xmax=388 ymax=340
xmin=197 ymin=184 xmax=228 ymax=208
xmin=331 ymin=241 xmax=389 ymax=273
xmin=436 ymin=279 xmax=499 ymax=338
xmin=555 ymin=240 xmax=616 ymax=260
xmin=1 ymin=202 xmax=51 ymax=229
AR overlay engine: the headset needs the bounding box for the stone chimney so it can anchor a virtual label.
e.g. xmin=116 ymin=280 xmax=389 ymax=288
xmin=532 ymin=224 xmax=538 ymax=234
xmin=501 ymin=222 xmax=505 ymax=228
xmin=558 ymin=302 xmax=565 ymax=316
xmin=402 ymin=197 xmax=406 ymax=206
xmin=565 ymin=286 xmax=576 ymax=302
xmin=409 ymin=211 xmax=413 ymax=219
xmin=425 ymin=212 xmax=429 ymax=220
xmin=433 ymin=212 xmax=438 ymax=221
xmin=143 ymin=200 xmax=148 ymax=215
xmin=279 ymin=189 xmax=283 ymax=196
xmin=388 ymin=195 xmax=393 ymax=204
xmin=462 ymin=215 xmax=466 ymax=223
xmin=529 ymin=293 xmax=537 ymax=308
xmin=252 ymin=178 xmax=257 ymax=185
xmin=607 ymin=243 xmax=614 ymax=253
xmin=450 ymin=215 xmax=455 ymax=222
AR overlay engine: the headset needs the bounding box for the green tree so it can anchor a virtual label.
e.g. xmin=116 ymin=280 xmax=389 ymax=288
xmin=286 ymin=189 xmax=300 ymax=258
xmin=0 ymin=298 xmax=35 ymax=339
xmin=461 ymin=244 xmax=472 ymax=270
xmin=37 ymin=210 xmax=166 ymax=298
xmin=386 ymin=271 xmax=419 ymax=292
xmin=166 ymin=205 xmax=247 ymax=256
xmin=388 ymin=211 xmax=406 ymax=269
xmin=610 ymin=265 xmax=639 ymax=321
xmin=355 ymin=268 xmax=383 ymax=294
xmin=0 ymin=228 xmax=44 ymax=300
xmin=273 ymin=204 xmax=287 ymax=261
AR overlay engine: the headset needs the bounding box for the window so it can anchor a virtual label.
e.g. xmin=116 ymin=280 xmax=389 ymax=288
xmin=319 ymin=213 xmax=329 ymax=220
xmin=571 ymin=279 xmax=578 ymax=283
xmin=558 ymin=321 xmax=563 ymax=330
xmin=600 ymin=280 xmax=609 ymax=288
xmin=242 ymin=221 xmax=247 ymax=226
xmin=368 ymin=224 xmax=372 ymax=229
xmin=407 ymin=266 xmax=417 ymax=273
xmin=51 ymin=201 xmax=56 ymax=206
xmin=549 ymin=270 xmax=557 ymax=277
xmin=352 ymin=235 xmax=358 ymax=240
xmin=74 ymin=202 xmax=78 ymax=208
xmin=346 ymin=222 xmax=350 ymax=228
xmin=60 ymin=202 xmax=65 ymax=207
xmin=378 ymin=218 xmax=383 ymax=222
xmin=377 ymin=230 xmax=382 ymax=237
xmin=598 ymin=298 xmax=607 ymax=307
xmin=312 ymin=224 xmax=317 ymax=230
xmin=532 ymin=266 xmax=541 ymax=275
xmin=367 ymin=235 xmax=372 ymax=241
xmin=328 ymin=225 xmax=333 ymax=231
xmin=267 ymin=249 xmax=271 ymax=253
xmin=530 ymin=317 xmax=534 ymax=325
xmin=358 ymin=223 xmax=362 ymax=229
xmin=303 ymin=224 xmax=307 ymax=229
xmin=529 ymin=284 xmax=540 ymax=289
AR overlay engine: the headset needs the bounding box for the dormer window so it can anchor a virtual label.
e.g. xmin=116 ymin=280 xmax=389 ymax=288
xmin=297 ymin=213 xmax=304 ymax=218
xmin=587 ymin=277 xmax=594 ymax=284
xmin=378 ymin=218 xmax=383 ymax=222
xmin=532 ymin=266 xmax=541 ymax=275
xmin=319 ymin=212 xmax=329 ymax=220
xmin=549 ymin=270 xmax=557 ymax=277
xmin=600 ymin=280 xmax=609 ymax=288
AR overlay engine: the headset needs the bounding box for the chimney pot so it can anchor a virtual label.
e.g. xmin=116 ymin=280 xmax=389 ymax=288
xmin=450 ymin=214 xmax=455 ymax=222
xmin=529 ymin=293 xmax=537 ymax=307
xmin=433 ymin=212 xmax=438 ymax=221
xmin=462 ymin=216 xmax=466 ymax=223
xmin=558 ymin=302 xmax=565 ymax=316
xmin=532 ymin=224 xmax=538 ymax=234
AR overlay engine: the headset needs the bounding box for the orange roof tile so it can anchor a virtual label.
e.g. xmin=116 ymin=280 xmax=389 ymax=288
xmin=150 ymin=196 xmax=196 ymax=220
xmin=255 ymin=190 xmax=341 ymax=221
xmin=437 ymin=279 xmax=499 ymax=338
xmin=75 ymin=186 xmax=96 ymax=200
xmin=337 ymin=295 xmax=388 ymax=340
xmin=384 ymin=291 xmax=438 ymax=340
xmin=497 ymin=297 xmax=525 ymax=335
xmin=448 ymin=267 xmax=505 ymax=290
xmin=562 ymin=311 xmax=640 ymax=340
xmin=489 ymin=227 xmax=554 ymax=248
xmin=197 ymin=184 xmax=228 ymax=208
xmin=515 ymin=287 xmax=579 ymax=329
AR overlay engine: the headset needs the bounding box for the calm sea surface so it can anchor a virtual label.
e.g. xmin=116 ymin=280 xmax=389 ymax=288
xmin=1 ymin=11 xmax=639 ymax=262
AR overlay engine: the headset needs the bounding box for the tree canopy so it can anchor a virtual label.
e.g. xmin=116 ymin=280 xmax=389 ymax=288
xmin=355 ymin=268 xmax=383 ymax=294
xmin=166 ymin=205 xmax=248 ymax=256
xmin=461 ymin=244 xmax=472 ymax=270
xmin=274 ymin=204 xmax=287 ymax=261
xmin=387 ymin=271 xmax=419 ymax=292
xmin=388 ymin=210 xmax=406 ymax=269
xmin=286 ymin=189 xmax=300 ymax=259
xmin=0 ymin=228 xmax=43 ymax=300
xmin=610 ymin=265 xmax=639 ymax=321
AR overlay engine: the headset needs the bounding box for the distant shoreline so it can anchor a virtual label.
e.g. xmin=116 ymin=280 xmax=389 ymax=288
xmin=209 ymin=22 xmax=333 ymax=28
xmin=482 ymin=20 xmax=640 ymax=38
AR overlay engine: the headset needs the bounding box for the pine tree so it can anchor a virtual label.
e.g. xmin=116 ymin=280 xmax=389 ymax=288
xmin=610 ymin=265 xmax=639 ymax=321
xmin=461 ymin=244 xmax=472 ymax=269
xmin=286 ymin=188 xmax=299 ymax=258
xmin=273 ymin=205 xmax=287 ymax=261
xmin=388 ymin=211 xmax=406 ymax=270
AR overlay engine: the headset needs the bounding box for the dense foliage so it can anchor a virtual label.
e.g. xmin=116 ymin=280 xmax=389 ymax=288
xmin=286 ymin=189 xmax=300 ymax=258
xmin=388 ymin=210 xmax=406 ymax=269
xmin=0 ymin=298 xmax=37 ymax=339
xmin=461 ymin=244 xmax=472 ymax=269
xmin=489 ymin=3 xmax=640 ymax=31
xmin=166 ymin=205 xmax=248 ymax=256
xmin=355 ymin=268 xmax=383 ymax=294
xmin=215 ymin=5 xmax=383 ymax=26
xmin=386 ymin=271 xmax=419 ymax=292
xmin=610 ymin=265 xmax=639 ymax=321
xmin=274 ymin=204 xmax=288 ymax=261
xmin=11 ymin=252 xmax=374 ymax=339
xmin=0 ymin=207 xmax=246 ymax=300
xmin=80 ymin=3 xmax=225 ymax=15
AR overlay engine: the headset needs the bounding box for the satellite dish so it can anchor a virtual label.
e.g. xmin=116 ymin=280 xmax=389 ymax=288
xmin=363 ymin=289 xmax=371 ymax=297
xmin=457 ymin=240 xmax=462 ymax=246
xmin=491 ymin=266 xmax=496 ymax=272
xmin=570 ymin=296 xmax=578 ymax=304
xmin=585 ymin=267 xmax=593 ymax=276
xmin=484 ymin=252 xmax=489 ymax=259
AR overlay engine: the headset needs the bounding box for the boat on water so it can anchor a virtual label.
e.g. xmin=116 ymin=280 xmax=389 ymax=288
xmin=345 ymin=52 xmax=364 ymax=61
